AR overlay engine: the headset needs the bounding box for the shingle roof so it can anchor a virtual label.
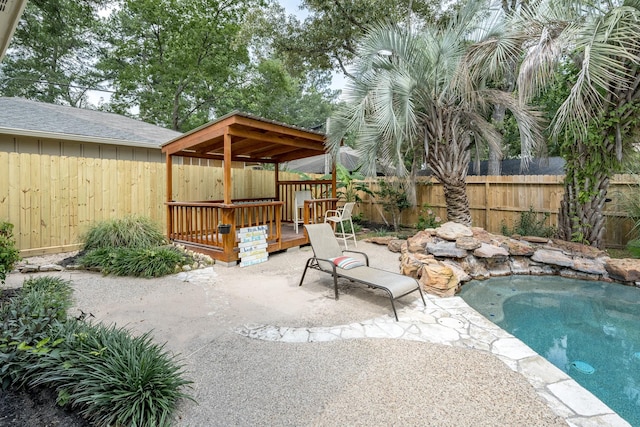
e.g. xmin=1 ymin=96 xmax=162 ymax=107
xmin=0 ymin=97 xmax=181 ymax=148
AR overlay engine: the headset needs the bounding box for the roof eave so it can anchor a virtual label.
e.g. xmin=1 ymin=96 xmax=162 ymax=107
xmin=0 ymin=126 xmax=162 ymax=150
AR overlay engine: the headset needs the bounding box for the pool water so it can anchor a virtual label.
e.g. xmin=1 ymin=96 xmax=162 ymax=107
xmin=460 ymin=276 xmax=640 ymax=426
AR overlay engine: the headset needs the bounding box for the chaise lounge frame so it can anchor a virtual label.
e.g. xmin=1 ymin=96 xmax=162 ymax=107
xmin=299 ymin=223 xmax=426 ymax=321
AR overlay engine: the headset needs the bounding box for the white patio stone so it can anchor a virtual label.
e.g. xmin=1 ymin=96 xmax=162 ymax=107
xmin=566 ymin=414 xmax=631 ymax=427
xmin=491 ymin=337 xmax=538 ymax=360
xmin=518 ymin=355 xmax=570 ymax=388
xmin=536 ymin=390 xmax=576 ymax=419
xmin=363 ymin=323 xmax=393 ymax=339
xmin=415 ymin=323 xmax=460 ymax=344
xmin=548 ymin=380 xmax=616 ymax=417
xmin=280 ymin=328 xmax=310 ymax=343
xmin=308 ymin=330 xmax=341 ymax=342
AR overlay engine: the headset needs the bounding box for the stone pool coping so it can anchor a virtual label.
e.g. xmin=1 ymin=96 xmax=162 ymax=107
xmin=238 ymin=293 xmax=631 ymax=427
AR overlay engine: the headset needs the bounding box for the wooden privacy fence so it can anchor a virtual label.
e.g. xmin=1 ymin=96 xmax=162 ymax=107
xmin=355 ymin=175 xmax=638 ymax=248
xmin=0 ymin=152 xmax=301 ymax=256
xmin=1 ymin=151 xmax=638 ymax=255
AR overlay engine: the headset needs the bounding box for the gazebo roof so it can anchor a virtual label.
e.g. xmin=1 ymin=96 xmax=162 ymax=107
xmin=161 ymin=111 xmax=327 ymax=164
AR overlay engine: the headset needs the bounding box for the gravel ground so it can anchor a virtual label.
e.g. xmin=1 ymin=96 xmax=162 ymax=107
xmin=2 ymin=243 xmax=567 ymax=426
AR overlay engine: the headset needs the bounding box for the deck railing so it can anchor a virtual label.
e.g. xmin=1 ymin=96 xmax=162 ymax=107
xmin=279 ymin=180 xmax=335 ymax=222
xmin=166 ymin=200 xmax=283 ymax=260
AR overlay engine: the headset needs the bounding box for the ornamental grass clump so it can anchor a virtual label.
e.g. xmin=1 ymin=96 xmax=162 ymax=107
xmin=1 ymin=276 xmax=193 ymax=425
xmin=79 ymin=216 xmax=193 ymax=277
xmin=82 ymin=216 xmax=167 ymax=251
xmin=31 ymin=321 xmax=193 ymax=427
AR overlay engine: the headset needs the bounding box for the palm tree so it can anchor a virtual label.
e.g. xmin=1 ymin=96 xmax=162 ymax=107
xmin=327 ymin=2 xmax=544 ymax=226
xmin=513 ymin=0 xmax=640 ymax=247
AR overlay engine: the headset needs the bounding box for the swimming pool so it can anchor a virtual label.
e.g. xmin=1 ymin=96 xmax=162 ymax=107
xmin=459 ymin=276 xmax=640 ymax=426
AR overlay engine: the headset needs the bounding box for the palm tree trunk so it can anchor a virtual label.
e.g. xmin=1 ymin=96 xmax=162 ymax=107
xmin=557 ymin=140 xmax=611 ymax=248
xmin=426 ymin=111 xmax=473 ymax=226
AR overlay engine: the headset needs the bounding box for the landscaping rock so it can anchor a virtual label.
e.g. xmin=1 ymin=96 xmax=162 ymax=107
xmin=19 ymin=265 xmax=39 ymax=273
xmin=387 ymin=239 xmax=406 ymax=253
xmin=455 ymin=236 xmax=481 ymax=251
xmin=531 ymin=249 xmax=574 ymax=268
xmin=427 ymin=241 xmax=468 ymax=258
xmin=473 ymin=243 xmax=509 ymax=259
xmin=365 ymin=236 xmax=398 ymax=245
xmin=503 ymin=239 xmax=535 ymax=257
xmin=436 ymin=222 xmax=473 ymax=241
xmin=399 ymin=223 xmax=640 ymax=297
xmin=605 ymin=258 xmax=640 ymax=282
xmin=418 ymin=261 xmax=460 ymax=297
xmin=39 ymin=264 xmax=64 ymax=272
xmin=406 ymin=231 xmax=434 ymax=253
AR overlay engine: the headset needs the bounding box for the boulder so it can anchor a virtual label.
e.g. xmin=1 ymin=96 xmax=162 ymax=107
xmin=442 ymin=260 xmax=472 ymax=282
xmin=364 ymin=236 xmax=398 ymax=245
xmin=502 ymin=239 xmax=535 ymax=257
xmin=436 ymin=222 xmax=473 ymax=241
xmin=509 ymin=257 xmax=531 ymax=275
xmin=605 ymin=258 xmax=640 ymax=282
xmin=455 ymin=236 xmax=481 ymax=251
xmin=572 ymin=257 xmax=607 ymax=275
xmin=551 ymin=239 xmax=607 ymax=259
xmin=418 ymin=261 xmax=460 ymax=297
xmin=531 ymin=249 xmax=574 ymax=268
xmin=406 ymin=230 xmax=434 ymax=253
xmin=387 ymin=239 xmax=405 ymax=253
xmin=521 ymin=236 xmax=550 ymax=244
xmin=426 ymin=241 xmax=468 ymax=258
xmin=461 ymin=255 xmax=490 ymax=280
xmin=400 ymin=253 xmax=424 ymax=278
xmin=473 ymin=243 xmax=509 ymax=259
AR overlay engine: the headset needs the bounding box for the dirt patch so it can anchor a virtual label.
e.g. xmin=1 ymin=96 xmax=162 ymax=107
xmin=0 ymin=387 xmax=90 ymax=427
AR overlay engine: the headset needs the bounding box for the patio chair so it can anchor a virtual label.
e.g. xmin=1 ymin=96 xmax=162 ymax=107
xmin=324 ymin=201 xmax=357 ymax=249
xmin=299 ymin=223 xmax=425 ymax=321
xmin=293 ymin=190 xmax=313 ymax=233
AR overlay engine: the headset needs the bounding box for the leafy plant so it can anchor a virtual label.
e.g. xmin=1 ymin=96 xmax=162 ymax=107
xmin=333 ymin=164 xmax=374 ymax=203
xmin=30 ymin=320 xmax=193 ymax=427
xmin=627 ymin=239 xmax=640 ymax=258
xmin=616 ymin=174 xmax=640 ymax=239
xmin=0 ymin=277 xmax=73 ymax=389
xmin=415 ymin=204 xmax=442 ymax=230
xmin=374 ymin=180 xmax=411 ymax=232
xmin=79 ymin=246 xmax=193 ymax=278
xmin=0 ymin=221 xmax=20 ymax=284
xmin=501 ymin=207 xmax=556 ymax=238
xmin=0 ymin=276 xmax=194 ymax=425
xmin=81 ymin=216 xmax=167 ymax=251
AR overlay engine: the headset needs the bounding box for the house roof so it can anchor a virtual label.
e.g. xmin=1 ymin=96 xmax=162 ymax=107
xmin=0 ymin=0 xmax=26 ymax=62
xmin=0 ymin=97 xmax=182 ymax=148
xmin=162 ymin=111 xmax=328 ymax=164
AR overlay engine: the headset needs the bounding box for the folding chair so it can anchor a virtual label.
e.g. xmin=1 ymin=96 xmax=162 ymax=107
xmin=324 ymin=201 xmax=357 ymax=249
xmin=299 ymin=223 xmax=426 ymax=321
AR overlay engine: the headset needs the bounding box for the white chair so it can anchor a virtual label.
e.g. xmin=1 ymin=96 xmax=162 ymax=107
xmin=293 ymin=190 xmax=312 ymax=233
xmin=324 ymin=202 xmax=357 ymax=249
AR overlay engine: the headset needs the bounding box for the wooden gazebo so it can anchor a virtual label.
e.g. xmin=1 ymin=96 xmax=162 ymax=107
xmin=161 ymin=112 xmax=338 ymax=265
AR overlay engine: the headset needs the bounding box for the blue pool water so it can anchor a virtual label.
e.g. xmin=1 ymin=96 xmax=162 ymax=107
xmin=459 ymin=276 xmax=640 ymax=425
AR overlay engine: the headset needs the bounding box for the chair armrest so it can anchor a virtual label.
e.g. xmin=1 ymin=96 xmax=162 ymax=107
xmin=324 ymin=209 xmax=341 ymax=221
xmin=314 ymin=256 xmax=340 ymax=274
xmin=342 ymin=250 xmax=369 ymax=266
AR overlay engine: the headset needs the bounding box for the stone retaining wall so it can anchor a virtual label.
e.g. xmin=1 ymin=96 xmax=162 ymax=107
xmin=383 ymin=222 xmax=640 ymax=297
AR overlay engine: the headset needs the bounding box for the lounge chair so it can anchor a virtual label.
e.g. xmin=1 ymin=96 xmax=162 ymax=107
xmin=299 ymin=223 xmax=426 ymax=321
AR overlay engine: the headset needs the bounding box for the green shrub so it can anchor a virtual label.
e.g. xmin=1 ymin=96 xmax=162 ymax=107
xmin=0 ymin=277 xmax=73 ymax=389
xmin=627 ymin=239 xmax=640 ymax=258
xmin=80 ymin=246 xmax=193 ymax=278
xmin=0 ymin=221 xmax=20 ymax=284
xmin=82 ymin=216 xmax=167 ymax=251
xmin=501 ymin=207 xmax=556 ymax=238
xmin=415 ymin=204 xmax=442 ymax=230
xmin=30 ymin=320 xmax=193 ymax=427
xmin=1 ymin=276 xmax=193 ymax=425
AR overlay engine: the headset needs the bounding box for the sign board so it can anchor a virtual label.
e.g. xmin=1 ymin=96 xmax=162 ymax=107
xmin=238 ymin=225 xmax=269 ymax=267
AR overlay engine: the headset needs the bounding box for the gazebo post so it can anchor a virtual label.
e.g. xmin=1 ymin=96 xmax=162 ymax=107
xmin=222 ymin=130 xmax=235 ymax=262
xmin=274 ymin=162 xmax=280 ymax=201
xmin=166 ymin=153 xmax=173 ymax=239
xmin=332 ymin=157 xmax=337 ymax=210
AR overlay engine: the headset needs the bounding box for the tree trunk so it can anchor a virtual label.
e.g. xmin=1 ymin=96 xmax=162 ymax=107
xmin=488 ymin=104 xmax=505 ymax=175
xmin=557 ymin=138 xmax=611 ymax=248
xmin=425 ymin=111 xmax=472 ymax=226
xmin=442 ymin=177 xmax=472 ymax=226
